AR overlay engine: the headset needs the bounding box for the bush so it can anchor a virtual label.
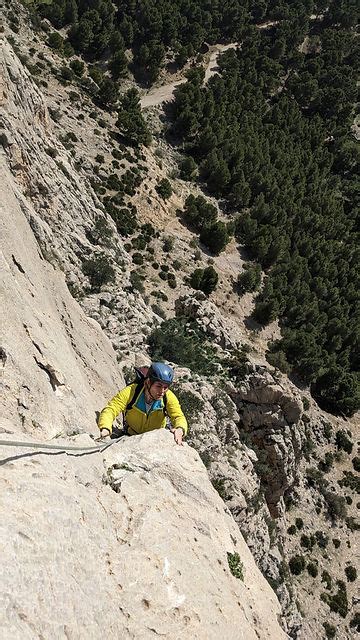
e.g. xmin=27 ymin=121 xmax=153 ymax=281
xmin=335 ymin=429 xmax=353 ymax=454
xmin=162 ymin=236 xmax=174 ymax=252
xmin=86 ymin=216 xmax=113 ymax=246
xmin=307 ymin=561 xmax=318 ymax=578
xmin=132 ymin=252 xmax=144 ymax=265
xmin=319 ymin=452 xmax=334 ymax=473
xmin=189 ymin=266 xmax=218 ymax=296
xmin=352 ymin=457 xmax=360 ymax=472
xmin=289 ymin=555 xmax=305 ymax=575
xmin=327 ymin=580 xmax=348 ymax=618
xmin=227 ymin=552 xmax=244 ymax=580
xmin=295 ymin=518 xmax=304 ymax=530
xmin=69 ymin=59 xmax=84 ymax=76
xmin=148 ymin=317 xmax=219 ymax=375
xmin=179 ymin=155 xmax=197 ymax=181
xmin=321 ymin=570 xmax=332 ymax=590
xmin=287 ymin=525 xmax=297 ymax=535
xmin=151 ymin=304 xmax=166 ymax=319
xmin=129 ymin=270 xmax=145 ymax=293
xmin=82 ymin=254 xmax=115 ymax=291
xmin=315 ymin=530 xmax=328 ymax=548
xmin=323 ymin=622 xmax=336 ymax=639
xmin=237 ymin=263 xmax=261 ymax=294
xmin=333 ymin=538 xmax=341 ymax=548
xmin=47 ymin=32 xmax=64 ymax=50
xmin=168 ymin=273 xmax=177 ymax=289
xmin=171 ymin=384 xmax=205 ymax=422
xmin=200 ymin=220 xmax=230 ymax=255
xmin=350 ymin=612 xmax=360 ymax=633
xmin=156 ymin=178 xmax=172 ymax=200
xmin=345 ymin=566 xmax=357 ymax=582
xmin=59 ymin=65 xmax=73 ymax=81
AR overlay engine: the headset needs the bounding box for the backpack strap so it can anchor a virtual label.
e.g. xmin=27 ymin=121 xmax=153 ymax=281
xmin=125 ymin=381 xmax=144 ymax=416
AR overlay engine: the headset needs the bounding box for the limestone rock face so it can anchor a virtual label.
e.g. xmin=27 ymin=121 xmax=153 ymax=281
xmin=227 ymin=367 xmax=303 ymax=516
xmin=0 ymin=161 xmax=122 ymax=438
xmin=0 ymin=42 xmax=155 ymax=357
xmin=175 ymin=293 xmax=245 ymax=350
xmin=0 ymin=430 xmax=287 ymax=640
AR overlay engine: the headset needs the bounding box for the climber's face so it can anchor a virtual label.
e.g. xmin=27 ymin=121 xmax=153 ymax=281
xmin=147 ymin=379 xmax=169 ymax=399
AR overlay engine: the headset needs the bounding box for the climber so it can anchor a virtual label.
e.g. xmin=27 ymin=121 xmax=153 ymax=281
xmin=98 ymin=362 xmax=188 ymax=445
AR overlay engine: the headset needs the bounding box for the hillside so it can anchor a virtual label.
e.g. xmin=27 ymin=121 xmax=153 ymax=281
xmin=1 ymin=2 xmax=359 ymax=639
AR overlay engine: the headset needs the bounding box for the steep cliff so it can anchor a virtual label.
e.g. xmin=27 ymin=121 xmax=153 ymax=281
xmin=0 ymin=39 xmax=286 ymax=640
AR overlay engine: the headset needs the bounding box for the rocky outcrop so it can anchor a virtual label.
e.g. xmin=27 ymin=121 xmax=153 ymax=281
xmin=229 ymin=366 xmax=303 ymax=517
xmin=0 ymin=430 xmax=287 ymax=640
xmin=0 ymin=42 xmax=156 ymax=358
xmin=175 ymin=293 xmax=246 ymax=351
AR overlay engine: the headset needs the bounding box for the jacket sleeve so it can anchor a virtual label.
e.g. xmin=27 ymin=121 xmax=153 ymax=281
xmin=166 ymin=390 xmax=188 ymax=435
xmin=98 ymin=385 xmax=135 ymax=433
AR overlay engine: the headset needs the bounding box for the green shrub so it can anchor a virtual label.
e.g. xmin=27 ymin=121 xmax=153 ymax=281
xmin=171 ymin=384 xmax=205 ymax=422
xmin=227 ymin=552 xmax=244 ymax=580
xmin=319 ymin=452 xmax=334 ymax=473
xmin=156 ymin=178 xmax=172 ymax=200
xmin=95 ymin=154 xmax=105 ymax=164
xmin=323 ymin=622 xmax=336 ymax=639
xmin=168 ymin=273 xmax=177 ymax=289
xmin=129 ymin=270 xmax=144 ymax=293
xmin=287 ymin=525 xmax=297 ymax=535
xmin=315 ymin=531 xmax=328 ymax=548
xmin=289 ymin=555 xmax=305 ymax=575
xmin=333 ymin=538 xmax=341 ymax=549
xmin=200 ymin=220 xmax=230 ymax=255
xmin=69 ymin=58 xmax=84 ymax=76
xmin=179 ymin=155 xmax=197 ymax=181
xmin=182 ymin=194 xmax=217 ymax=232
xmin=321 ymin=570 xmax=332 ymax=590
xmin=148 ymin=317 xmax=219 ymax=375
xmin=307 ymin=561 xmax=318 ymax=578
xmin=327 ymin=580 xmax=348 ymax=618
xmin=345 ymin=566 xmax=357 ymax=582
xmin=189 ymin=266 xmax=218 ymax=296
xmin=350 ymin=612 xmax=360 ymax=633
xmin=324 ymin=491 xmax=347 ymax=520
xmin=86 ymin=216 xmax=113 ymax=245
xmin=132 ymin=252 xmax=144 ymax=265
xmin=335 ymin=430 xmax=353 ymax=454
xmin=47 ymin=32 xmax=64 ymax=50
xmin=237 ymin=263 xmax=261 ymax=294
xmin=59 ymin=65 xmax=73 ymax=81
xmin=295 ymin=518 xmax=304 ymax=530
xmin=151 ymin=304 xmax=166 ymax=319
xmin=353 ymin=457 xmax=360 ymax=472
xmin=82 ymin=254 xmax=115 ymax=291
xmin=345 ymin=516 xmax=360 ymax=531
xmin=339 ymin=471 xmax=360 ymax=493
xmin=162 ymin=236 xmax=174 ymax=252
xmin=300 ymin=534 xmax=315 ymax=551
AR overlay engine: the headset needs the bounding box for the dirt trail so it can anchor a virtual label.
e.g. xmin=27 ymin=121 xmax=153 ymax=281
xmin=140 ymin=43 xmax=237 ymax=109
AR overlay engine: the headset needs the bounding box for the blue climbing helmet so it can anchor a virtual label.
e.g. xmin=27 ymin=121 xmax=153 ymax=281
xmin=147 ymin=362 xmax=174 ymax=386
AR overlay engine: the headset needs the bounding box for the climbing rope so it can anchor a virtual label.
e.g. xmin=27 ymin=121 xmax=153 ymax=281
xmin=0 ymin=437 xmax=122 ymax=455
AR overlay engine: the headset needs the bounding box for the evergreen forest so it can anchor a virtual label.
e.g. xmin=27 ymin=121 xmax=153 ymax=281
xmin=33 ymin=0 xmax=359 ymax=416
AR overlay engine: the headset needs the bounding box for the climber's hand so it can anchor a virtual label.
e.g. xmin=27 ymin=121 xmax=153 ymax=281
xmin=171 ymin=427 xmax=184 ymax=446
xmin=99 ymin=428 xmax=111 ymax=439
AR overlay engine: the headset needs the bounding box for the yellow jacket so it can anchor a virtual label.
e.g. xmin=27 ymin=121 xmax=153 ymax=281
xmin=98 ymin=383 xmax=188 ymax=436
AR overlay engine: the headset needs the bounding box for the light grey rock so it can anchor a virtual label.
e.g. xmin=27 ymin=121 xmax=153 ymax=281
xmin=0 ymin=431 xmax=287 ymax=640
